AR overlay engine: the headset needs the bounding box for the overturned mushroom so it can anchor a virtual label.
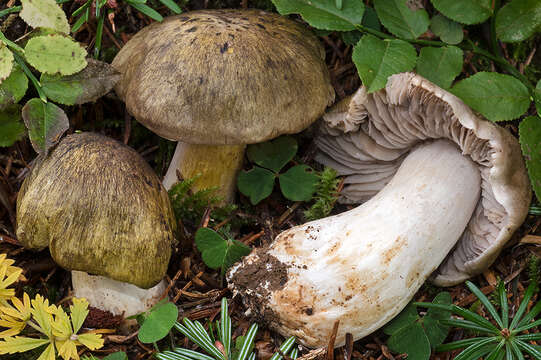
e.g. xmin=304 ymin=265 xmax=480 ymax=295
xmin=17 ymin=132 xmax=176 ymax=316
xmin=228 ymin=73 xmax=530 ymax=347
xmin=112 ymin=9 xmax=334 ymax=201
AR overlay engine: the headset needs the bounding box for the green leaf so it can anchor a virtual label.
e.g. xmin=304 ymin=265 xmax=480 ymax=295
xmin=341 ymin=31 xmax=362 ymax=46
xmin=416 ymin=46 xmax=463 ymax=89
xmin=352 ymin=35 xmax=417 ymax=93
xmin=138 ymin=302 xmax=179 ymax=343
xmin=129 ymin=3 xmax=164 ymax=22
xmin=159 ymin=0 xmax=182 ymax=13
xmin=450 ymin=72 xmax=530 ymax=121
xmin=25 ymin=35 xmax=87 ymax=76
xmin=279 ymin=165 xmax=319 ymax=202
xmin=21 ymin=98 xmax=69 ymax=155
xmin=387 ymin=321 xmax=431 ymax=360
xmin=495 ymin=0 xmax=541 ymax=42
xmin=247 ymin=136 xmax=297 ymax=173
xmin=430 ymin=0 xmax=493 ymax=25
xmin=423 ymin=292 xmax=452 ymax=348
xmin=194 ymin=228 xmax=251 ymax=273
xmin=374 ymin=0 xmax=430 ymax=39
xmin=519 ymin=116 xmax=541 ymax=201
xmin=20 ymin=0 xmax=70 ymax=34
xmin=272 ymin=0 xmax=365 ymax=31
xmin=361 ymin=6 xmax=381 ymax=31
xmin=0 ymin=105 xmax=25 ymax=147
xmin=103 ymin=352 xmax=128 ymax=360
xmin=535 ymin=80 xmax=541 ymax=117
xmin=430 ymin=14 xmax=464 ymax=44
xmin=237 ymin=167 xmax=275 ymax=205
xmin=384 ymin=303 xmax=419 ymax=335
xmin=41 ymin=59 xmax=120 ymax=105
xmin=0 ymin=64 xmax=27 ymax=110
xmin=0 ymin=42 xmax=13 ymax=84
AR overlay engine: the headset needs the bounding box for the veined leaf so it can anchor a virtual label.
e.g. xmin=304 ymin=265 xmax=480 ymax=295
xmin=430 ymin=14 xmax=463 ymax=44
xmin=22 ymin=98 xmax=69 ymax=155
xmin=374 ymin=0 xmax=429 ymax=39
xmin=416 ymin=46 xmax=463 ymax=89
xmin=352 ymin=35 xmax=417 ymax=93
xmin=237 ymin=167 xmax=275 ymax=205
xmin=0 ymin=65 xmax=29 ymax=110
xmin=0 ymin=105 xmax=25 ymax=147
xmin=495 ymin=0 xmax=541 ymax=42
xmin=247 ymin=136 xmax=297 ymax=173
xmin=450 ymin=72 xmax=530 ymax=121
xmin=272 ymin=0 xmax=365 ymax=31
xmin=195 ymin=228 xmax=251 ymax=273
xmin=519 ymin=116 xmax=541 ymax=201
xmin=387 ymin=321 xmax=431 ymax=360
xmin=279 ymin=165 xmax=319 ymax=202
xmin=20 ymin=0 xmax=70 ymax=34
xmin=25 ymin=35 xmax=87 ymax=76
xmin=430 ymin=0 xmax=492 ymax=25
xmin=77 ymin=333 xmax=104 ymax=350
xmin=0 ymin=336 xmax=50 ymax=354
xmin=138 ymin=302 xmax=178 ymax=343
xmin=69 ymin=298 xmax=89 ymax=334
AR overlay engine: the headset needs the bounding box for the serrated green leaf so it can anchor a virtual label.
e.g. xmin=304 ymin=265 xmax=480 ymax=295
xmin=237 ymin=167 xmax=275 ymax=205
xmin=272 ymin=0 xmax=365 ymax=31
xmin=450 ymin=72 xmax=530 ymax=121
xmin=352 ymin=35 xmax=417 ymax=93
xmin=535 ymin=80 xmax=541 ymax=117
xmin=195 ymin=228 xmax=251 ymax=273
xmin=387 ymin=321 xmax=431 ymax=360
xmin=384 ymin=303 xmax=419 ymax=336
xmin=0 ymin=105 xmax=25 ymax=147
xmin=519 ymin=116 xmax=541 ymax=201
xmin=416 ymin=46 xmax=463 ymax=89
xmin=0 ymin=65 xmax=29 ymax=110
xmin=247 ymin=136 xmax=297 ymax=173
xmin=20 ymin=0 xmax=70 ymax=34
xmin=430 ymin=0 xmax=493 ymax=25
xmin=0 ymin=42 xmax=14 ymax=84
xmin=22 ymin=98 xmax=69 ymax=155
xmin=374 ymin=0 xmax=429 ymax=39
xmin=41 ymin=59 xmax=120 ymax=105
xmin=279 ymin=165 xmax=319 ymax=202
xmin=25 ymin=35 xmax=87 ymax=75
xmin=138 ymin=302 xmax=179 ymax=343
xmin=430 ymin=14 xmax=464 ymax=44
xmin=495 ymin=0 xmax=541 ymax=43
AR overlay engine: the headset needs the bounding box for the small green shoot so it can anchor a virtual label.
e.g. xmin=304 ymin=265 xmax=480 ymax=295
xmin=195 ymin=227 xmax=251 ymax=276
xmin=156 ymin=298 xmax=297 ymax=360
xmin=237 ymin=136 xmax=318 ymax=205
xmin=415 ymin=281 xmax=541 ymax=360
xmin=304 ymin=167 xmax=341 ymax=221
xmin=137 ymin=301 xmax=179 ymax=344
xmin=384 ymin=292 xmax=452 ymax=360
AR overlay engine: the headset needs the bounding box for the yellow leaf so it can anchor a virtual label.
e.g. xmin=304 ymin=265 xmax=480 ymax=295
xmin=0 ymin=324 xmax=24 ymax=338
xmin=31 ymin=295 xmax=54 ymax=338
xmin=56 ymin=339 xmax=79 ymax=360
xmin=76 ymin=333 xmax=104 ymax=350
xmin=52 ymin=306 xmax=72 ymax=339
xmin=70 ymin=298 xmax=89 ymax=334
xmin=0 ymin=336 xmax=49 ymax=354
xmin=37 ymin=343 xmax=56 ymax=360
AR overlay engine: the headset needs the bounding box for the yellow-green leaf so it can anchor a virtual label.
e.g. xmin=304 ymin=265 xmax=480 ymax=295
xmin=37 ymin=343 xmax=56 ymax=360
xmin=69 ymin=298 xmax=89 ymax=334
xmin=51 ymin=306 xmax=72 ymax=339
xmin=25 ymin=35 xmax=87 ymax=76
xmin=0 ymin=336 xmax=49 ymax=354
xmin=56 ymin=339 xmax=78 ymax=360
xmin=77 ymin=333 xmax=104 ymax=350
xmin=0 ymin=42 xmax=14 ymax=84
xmin=30 ymin=295 xmax=54 ymax=338
xmin=20 ymin=0 xmax=70 ymax=34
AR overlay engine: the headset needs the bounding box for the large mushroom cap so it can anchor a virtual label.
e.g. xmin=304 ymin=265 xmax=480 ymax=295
xmin=16 ymin=132 xmax=176 ymax=289
xmin=316 ymin=72 xmax=531 ymax=285
xmin=112 ymin=9 xmax=335 ymax=145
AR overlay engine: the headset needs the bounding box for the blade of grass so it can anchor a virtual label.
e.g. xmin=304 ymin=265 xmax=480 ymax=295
xmin=510 ymin=281 xmax=538 ymax=329
xmin=237 ymin=323 xmax=258 ymax=360
xmin=220 ymin=298 xmax=231 ymax=358
xmin=510 ymin=340 xmax=525 ymax=360
xmin=0 ymin=6 xmax=21 ymax=18
xmin=515 ymin=339 xmax=541 ymax=359
xmin=498 ymin=282 xmax=509 ymax=329
xmin=439 ymin=318 xmax=499 ymax=334
xmin=485 ymin=340 xmax=505 ymax=360
xmin=515 ymin=300 xmax=541 ymax=330
xmin=466 ymin=281 xmax=504 ymax=328
xmin=436 ymin=337 xmax=494 ymax=352
xmin=269 ymin=336 xmax=296 ymax=360
xmin=516 ymin=333 xmax=541 ymax=341
xmin=454 ymin=338 xmax=498 ymax=360
xmin=415 ymin=302 xmax=500 ymax=333
xmin=514 ymin=318 xmax=541 ymax=333
xmin=158 ymin=0 xmax=182 ymax=13
xmin=173 ymin=348 xmax=215 ymax=360
xmin=129 ymin=3 xmax=163 ymax=21
xmin=156 ymin=351 xmax=189 ymax=360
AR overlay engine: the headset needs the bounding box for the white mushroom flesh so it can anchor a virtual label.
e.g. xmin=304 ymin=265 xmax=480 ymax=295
xmin=228 ymin=139 xmax=480 ymax=347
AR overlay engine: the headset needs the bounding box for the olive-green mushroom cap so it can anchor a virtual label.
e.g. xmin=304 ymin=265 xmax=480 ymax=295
xmin=112 ymin=9 xmax=335 ymax=145
xmin=16 ymin=132 xmax=176 ymax=289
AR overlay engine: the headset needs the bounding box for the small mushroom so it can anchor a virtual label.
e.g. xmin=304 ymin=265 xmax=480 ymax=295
xmin=111 ymin=9 xmax=334 ymax=201
xmin=227 ymin=73 xmax=530 ymax=347
xmin=17 ymin=132 xmax=176 ymax=316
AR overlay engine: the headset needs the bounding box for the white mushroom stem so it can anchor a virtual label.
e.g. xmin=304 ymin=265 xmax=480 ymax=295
xmin=71 ymin=271 xmax=167 ymax=317
xmin=162 ymin=141 xmax=246 ymax=202
xmin=228 ymin=139 xmax=481 ymax=347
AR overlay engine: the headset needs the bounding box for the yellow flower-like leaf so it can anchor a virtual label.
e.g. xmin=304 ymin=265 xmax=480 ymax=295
xmin=51 ymin=305 xmax=72 ymax=340
xmin=56 ymin=339 xmax=79 ymax=360
xmin=0 ymin=293 xmax=32 ymax=337
xmin=0 ymin=260 xmax=21 ymax=302
xmin=0 ymin=319 xmax=25 ymax=338
xmin=31 ymin=295 xmax=54 ymax=338
xmin=37 ymin=342 xmax=56 ymax=360
xmin=70 ymin=298 xmax=89 ymax=334
xmin=77 ymin=333 xmax=104 ymax=350
xmin=0 ymin=335 xmax=49 ymax=354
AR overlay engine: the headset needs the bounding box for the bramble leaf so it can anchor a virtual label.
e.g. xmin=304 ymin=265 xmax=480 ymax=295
xmin=20 ymin=0 xmax=70 ymax=34
xmin=495 ymin=0 xmax=541 ymax=43
xmin=41 ymin=59 xmax=120 ymax=105
xmin=519 ymin=116 xmax=541 ymax=201
xmin=416 ymin=46 xmax=463 ymax=89
xmin=450 ymin=72 xmax=530 ymax=121
xmin=430 ymin=0 xmax=492 ymax=25
xmin=272 ymin=0 xmax=365 ymax=31
xmin=22 ymin=98 xmax=69 ymax=155
xmin=352 ymin=35 xmax=416 ymax=93
xmin=0 ymin=65 xmax=28 ymax=110
xmin=374 ymin=0 xmax=429 ymax=39
xmin=25 ymin=35 xmax=87 ymax=76
xmin=138 ymin=302 xmax=179 ymax=343
xmin=195 ymin=228 xmax=251 ymax=273
xmin=0 ymin=105 xmax=25 ymax=147
xmin=430 ymin=14 xmax=463 ymax=45
xmin=237 ymin=167 xmax=275 ymax=205
xmin=247 ymin=136 xmax=297 ymax=173
xmin=279 ymin=165 xmax=319 ymax=202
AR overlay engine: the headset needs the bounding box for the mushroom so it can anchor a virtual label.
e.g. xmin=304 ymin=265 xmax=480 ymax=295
xmin=111 ymin=9 xmax=334 ymax=201
xmin=227 ymin=73 xmax=531 ymax=347
xmin=16 ymin=132 xmax=176 ymax=316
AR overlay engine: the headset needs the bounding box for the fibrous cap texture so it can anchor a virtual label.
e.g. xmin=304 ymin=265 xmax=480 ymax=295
xmin=112 ymin=9 xmax=335 ymax=145
xmin=16 ymin=132 xmax=176 ymax=288
xmin=316 ymin=72 xmax=531 ymax=285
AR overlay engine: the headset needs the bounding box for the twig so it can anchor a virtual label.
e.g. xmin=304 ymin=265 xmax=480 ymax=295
xmin=327 ymin=320 xmax=340 ymax=360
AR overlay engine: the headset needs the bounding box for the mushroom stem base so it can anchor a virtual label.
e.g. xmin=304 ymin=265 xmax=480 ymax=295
xmin=162 ymin=141 xmax=246 ymax=202
xmin=71 ymin=271 xmax=167 ymax=317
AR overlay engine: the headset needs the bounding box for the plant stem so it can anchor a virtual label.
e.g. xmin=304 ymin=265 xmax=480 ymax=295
xmin=490 ymin=0 xmax=502 ymax=57
xmin=0 ymin=30 xmax=24 ymax=54
xmin=13 ymin=52 xmax=47 ymax=103
xmin=0 ymin=6 xmax=21 ymax=18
